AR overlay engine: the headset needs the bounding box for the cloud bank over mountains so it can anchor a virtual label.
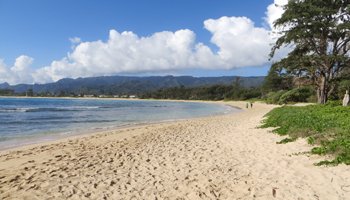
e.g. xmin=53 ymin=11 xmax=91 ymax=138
xmin=0 ymin=0 xmax=287 ymax=84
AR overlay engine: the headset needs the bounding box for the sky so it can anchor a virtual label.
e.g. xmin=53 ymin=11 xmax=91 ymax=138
xmin=0 ymin=0 xmax=288 ymax=85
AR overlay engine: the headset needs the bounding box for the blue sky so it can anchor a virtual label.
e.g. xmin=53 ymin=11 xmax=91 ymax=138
xmin=0 ymin=0 xmax=286 ymax=84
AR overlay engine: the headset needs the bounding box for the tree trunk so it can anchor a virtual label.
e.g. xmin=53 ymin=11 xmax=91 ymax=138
xmin=317 ymin=87 xmax=327 ymax=104
xmin=317 ymin=76 xmax=328 ymax=104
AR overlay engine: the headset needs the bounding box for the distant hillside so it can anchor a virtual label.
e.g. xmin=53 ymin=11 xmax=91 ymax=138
xmin=0 ymin=75 xmax=265 ymax=95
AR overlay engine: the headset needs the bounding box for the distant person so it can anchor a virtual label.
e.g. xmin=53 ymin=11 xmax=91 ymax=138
xmin=246 ymin=102 xmax=249 ymax=109
xmin=250 ymin=102 xmax=253 ymax=108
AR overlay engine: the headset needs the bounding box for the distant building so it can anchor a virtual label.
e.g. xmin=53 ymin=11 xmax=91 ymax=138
xmin=129 ymin=95 xmax=137 ymax=98
xmin=84 ymin=95 xmax=94 ymax=98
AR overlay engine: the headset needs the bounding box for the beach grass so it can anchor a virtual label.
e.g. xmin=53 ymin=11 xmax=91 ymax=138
xmin=261 ymin=101 xmax=350 ymax=165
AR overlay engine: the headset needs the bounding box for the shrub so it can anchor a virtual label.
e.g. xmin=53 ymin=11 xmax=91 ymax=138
xmin=278 ymin=87 xmax=314 ymax=104
xmin=265 ymin=90 xmax=287 ymax=104
xmin=261 ymin=104 xmax=350 ymax=165
xmin=325 ymin=100 xmax=342 ymax=107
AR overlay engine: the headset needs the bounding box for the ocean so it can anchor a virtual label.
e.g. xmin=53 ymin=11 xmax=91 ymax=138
xmin=0 ymin=97 xmax=236 ymax=149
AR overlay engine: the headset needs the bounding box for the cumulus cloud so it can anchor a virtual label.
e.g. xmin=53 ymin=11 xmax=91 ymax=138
xmin=204 ymin=16 xmax=273 ymax=68
xmin=0 ymin=56 xmax=34 ymax=84
xmin=30 ymin=17 xmax=275 ymax=82
xmin=0 ymin=60 xmax=11 ymax=82
xmin=0 ymin=0 xmax=290 ymax=84
xmin=265 ymin=0 xmax=288 ymax=30
xmin=34 ymin=29 xmax=210 ymax=82
xmin=264 ymin=0 xmax=293 ymax=61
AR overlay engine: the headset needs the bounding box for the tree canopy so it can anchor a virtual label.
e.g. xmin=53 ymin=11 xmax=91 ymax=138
xmin=270 ymin=0 xmax=350 ymax=104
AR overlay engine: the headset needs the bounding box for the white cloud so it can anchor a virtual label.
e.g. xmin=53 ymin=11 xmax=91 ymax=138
xmin=204 ymin=16 xmax=273 ymax=68
xmin=35 ymin=29 xmax=206 ymax=82
xmin=264 ymin=0 xmax=293 ymax=62
xmin=0 ymin=1 xmax=291 ymax=84
xmin=0 ymin=56 xmax=34 ymax=84
xmin=265 ymin=0 xmax=288 ymax=30
xmin=30 ymin=19 xmax=275 ymax=83
xmin=69 ymin=37 xmax=81 ymax=44
xmin=0 ymin=59 xmax=11 ymax=82
xmin=69 ymin=37 xmax=82 ymax=50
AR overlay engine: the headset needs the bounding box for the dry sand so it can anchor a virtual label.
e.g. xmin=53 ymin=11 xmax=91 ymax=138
xmin=0 ymin=101 xmax=349 ymax=200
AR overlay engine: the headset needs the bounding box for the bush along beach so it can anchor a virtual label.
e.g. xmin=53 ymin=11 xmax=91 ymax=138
xmin=261 ymin=101 xmax=350 ymax=166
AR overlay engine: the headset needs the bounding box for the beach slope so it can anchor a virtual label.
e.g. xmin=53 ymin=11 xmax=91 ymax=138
xmin=0 ymin=102 xmax=349 ymax=199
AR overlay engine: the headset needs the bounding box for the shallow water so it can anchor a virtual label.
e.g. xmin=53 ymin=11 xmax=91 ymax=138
xmin=0 ymin=97 xmax=237 ymax=149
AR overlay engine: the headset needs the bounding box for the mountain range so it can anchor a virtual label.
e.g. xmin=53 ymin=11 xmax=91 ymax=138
xmin=0 ymin=75 xmax=265 ymax=95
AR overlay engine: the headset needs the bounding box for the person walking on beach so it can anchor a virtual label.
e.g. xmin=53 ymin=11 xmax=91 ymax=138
xmin=250 ymin=102 xmax=253 ymax=108
xmin=246 ymin=102 xmax=249 ymax=109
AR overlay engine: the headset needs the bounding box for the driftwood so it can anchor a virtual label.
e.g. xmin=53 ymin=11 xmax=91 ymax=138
xmin=343 ymin=90 xmax=349 ymax=106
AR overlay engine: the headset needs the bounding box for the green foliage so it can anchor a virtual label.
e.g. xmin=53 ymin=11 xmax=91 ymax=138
xmin=4 ymin=76 xmax=265 ymax=97
xmin=278 ymin=87 xmax=314 ymax=104
xmin=262 ymin=63 xmax=293 ymax=94
xmin=277 ymin=137 xmax=297 ymax=144
xmin=306 ymin=95 xmax=318 ymax=103
xmin=325 ymin=100 xmax=342 ymax=107
xmin=141 ymin=84 xmax=262 ymax=101
xmin=144 ymin=84 xmax=314 ymax=103
xmin=270 ymin=0 xmax=350 ymax=104
xmin=26 ymin=88 xmax=34 ymax=96
xmin=261 ymin=104 xmax=350 ymax=165
xmin=307 ymin=136 xmax=315 ymax=145
xmin=265 ymin=90 xmax=287 ymax=104
xmin=339 ymin=80 xmax=350 ymax=91
xmin=337 ymin=79 xmax=350 ymax=99
xmin=0 ymin=89 xmax=14 ymax=96
xmin=265 ymin=87 xmax=315 ymax=104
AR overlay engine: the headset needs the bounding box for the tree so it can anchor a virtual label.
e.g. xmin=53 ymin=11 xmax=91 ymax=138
xmin=270 ymin=0 xmax=350 ymax=104
xmin=26 ymin=88 xmax=34 ymax=97
xmin=0 ymin=89 xmax=14 ymax=96
xmin=58 ymin=90 xmax=66 ymax=97
xmin=229 ymin=77 xmax=243 ymax=99
xmin=262 ymin=63 xmax=293 ymax=93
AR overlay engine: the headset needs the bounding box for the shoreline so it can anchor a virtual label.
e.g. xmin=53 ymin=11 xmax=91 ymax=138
xmin=1 ymin=101 xmax=349 ymax=199
xmin=0 ymin=95 xmax=231 ymax=102
xmin=0 ymin=100 xmax=237 ymax=153
xmin=0 ymin=95 xmax=245 ymax=110
xmin=0 ymin=119 xmax=193 ymax=154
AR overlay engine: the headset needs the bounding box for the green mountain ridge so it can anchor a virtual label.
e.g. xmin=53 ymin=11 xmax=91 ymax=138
xmin=0 ymin=75 xmax=265 ymax=96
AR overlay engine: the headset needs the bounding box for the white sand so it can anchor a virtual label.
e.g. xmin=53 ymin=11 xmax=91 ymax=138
xmin=0 ymin=101 xmax=349 ymax=199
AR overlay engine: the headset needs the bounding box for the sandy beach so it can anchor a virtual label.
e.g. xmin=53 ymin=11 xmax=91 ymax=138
xmin=0 ymin=101 xmax=349 ymax=199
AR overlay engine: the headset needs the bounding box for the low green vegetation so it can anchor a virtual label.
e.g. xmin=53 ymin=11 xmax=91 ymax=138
xmin=0 ymin=89 xmax=14 ymax=96
xmin=265 ymin=87 xmax=315 ymax=105
xmin=261 ymin=102 xmax=350 ymax=165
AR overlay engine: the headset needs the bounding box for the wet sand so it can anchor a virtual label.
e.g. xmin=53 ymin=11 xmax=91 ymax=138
xmin=0 ymin=101 xmax=349 ymax=199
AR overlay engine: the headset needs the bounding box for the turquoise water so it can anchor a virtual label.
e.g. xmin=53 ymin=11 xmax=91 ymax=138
xmin=0 ymin=97 xmax=237 ymax=149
